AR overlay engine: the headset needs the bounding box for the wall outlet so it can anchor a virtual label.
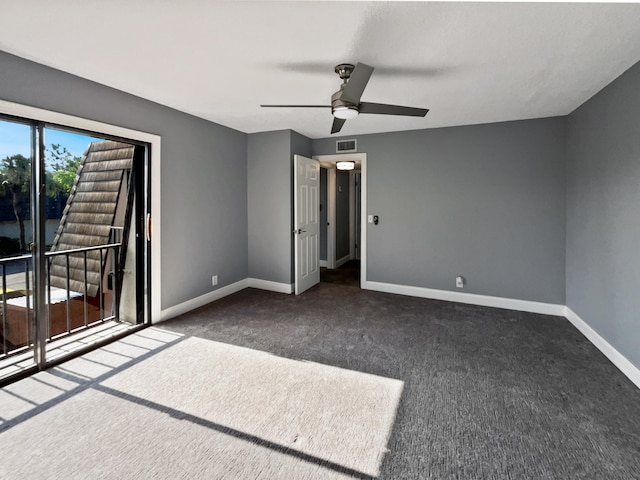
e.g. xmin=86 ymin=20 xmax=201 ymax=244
xmin=368 ymin=214 xmax=374 ymax=224
xmin=212 ymin=275 xmax=218 ymax=286
xmin=455 ymin=276 xmax=465 ymax=288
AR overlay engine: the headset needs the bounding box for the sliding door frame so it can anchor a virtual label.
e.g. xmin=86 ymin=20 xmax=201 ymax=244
xmin=32 ymin=120 xmax=47 ymax=366
xmin=0 ymin=99 xmax=161 ymax=374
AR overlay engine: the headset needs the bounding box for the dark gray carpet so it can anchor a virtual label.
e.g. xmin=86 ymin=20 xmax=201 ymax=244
xmin=158 ymin=283 xmax=640 ymax=480
xmin=321 ymin=260 xmax=360 ymax=286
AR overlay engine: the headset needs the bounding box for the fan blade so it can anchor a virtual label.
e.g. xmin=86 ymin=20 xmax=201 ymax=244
xmin=360 ymin=102 xmax=429 ymax=117
xmin=331 ymin=117 xmax=346 ymax=134
xmin=341 ymin=63 xmax=374 ymax=104
xmin=261 ymin=104 xmax=331 ymax=108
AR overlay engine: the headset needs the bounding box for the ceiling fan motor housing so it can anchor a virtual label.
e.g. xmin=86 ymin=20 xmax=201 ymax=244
xmin=331 ymin=86 xmax=359 ymax=118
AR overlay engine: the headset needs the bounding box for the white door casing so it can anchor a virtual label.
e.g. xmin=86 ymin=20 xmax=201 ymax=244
xmin=327 ymin=166 xmax=336 ymax=269
xmin=313 ymin=153 xmax=367 ymax=288
xmin=294 ymin=155 xmax=320 ymax=295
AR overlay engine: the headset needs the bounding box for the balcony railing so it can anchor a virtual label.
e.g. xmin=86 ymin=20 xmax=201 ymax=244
xmin=0 ymin=254 xmax=32 ymax=358
xmin=0 ymin=241 xmax=122 ymax=359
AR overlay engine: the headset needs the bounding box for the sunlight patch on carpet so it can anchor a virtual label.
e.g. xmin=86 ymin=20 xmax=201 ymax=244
xmin=0 ymin=327 xmax=184 ymax=425
xmin=101 ymin=336 xmax=404 ymax=477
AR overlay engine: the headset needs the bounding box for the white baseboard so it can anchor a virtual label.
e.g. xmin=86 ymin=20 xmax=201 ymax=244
xmin=158 ymin=279 xmax=248 ymax=323
xmin=363 ymin=281 xmax=639 ymax=389
xmin=157 ymin=276 xmax=639 ymax=391
xmin=565 ymin=307 xmax=640 ymax=390
xmin=335 ymin=254 xmax=351 ymax=269
xmin=363 ymin=281 xmax=566 ymax=316
xmin=248 ymin=278 xmax=293 ymax=294
xmin=319 ymin=260 xmax=327 ymax=268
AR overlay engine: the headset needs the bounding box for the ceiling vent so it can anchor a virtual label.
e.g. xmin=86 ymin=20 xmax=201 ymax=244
xmin=336 ymin=139 xmax=357 ymax=153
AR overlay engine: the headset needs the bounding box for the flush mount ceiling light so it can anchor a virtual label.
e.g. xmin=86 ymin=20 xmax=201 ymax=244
xmin=336 ymin=161 xmax=355 ymax=171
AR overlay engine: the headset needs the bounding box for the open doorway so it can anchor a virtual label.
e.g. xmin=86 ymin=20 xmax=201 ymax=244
xmin=314 ymin=153 xmax=366 ymax=288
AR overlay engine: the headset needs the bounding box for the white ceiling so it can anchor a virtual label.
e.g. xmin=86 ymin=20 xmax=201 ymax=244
xmin=1 ymin=1 xmax=640 ymax=139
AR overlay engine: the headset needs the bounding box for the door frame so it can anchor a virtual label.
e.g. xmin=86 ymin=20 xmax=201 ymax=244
xmin=325 ymin=165 xmax=336 ymax=269
xmin=0 ymin=99 xmax=162 ymax=324
xmin=349 ymin=170 xmax=360 ymax=260
xmin=313 ymin=153 xmax=367 ymax=288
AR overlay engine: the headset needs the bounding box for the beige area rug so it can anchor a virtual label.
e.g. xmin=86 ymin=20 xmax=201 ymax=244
xmin=0 ymin=328 xmax=403 ymax=479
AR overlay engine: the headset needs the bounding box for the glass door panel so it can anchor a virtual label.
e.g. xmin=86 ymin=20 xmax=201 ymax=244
xmin=0 ymin=118 xmax=35 ymax=369
xmin=44 ymin=127 xmax=106 ymax=341
xmin=42 ymin=127 xmax=143 ymax=345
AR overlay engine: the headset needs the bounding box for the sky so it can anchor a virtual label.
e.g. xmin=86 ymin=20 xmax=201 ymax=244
xmin=0 ymin=119 xmax=103 ymax=165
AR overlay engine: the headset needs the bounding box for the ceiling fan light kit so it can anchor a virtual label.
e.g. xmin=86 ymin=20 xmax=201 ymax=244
xmin=333 ymin=106 xmax=359 ymax=120
xmin=261 ymin=62 xmax=429 ymax=134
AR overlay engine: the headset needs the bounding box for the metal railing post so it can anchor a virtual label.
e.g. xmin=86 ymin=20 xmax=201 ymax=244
xmin=24 ymin=260 xmax=31 ymax=347
xmin=46 ymin=257 xmax=51 ymax=340
xmin=113 ymin=245 xmax=120 ymax=320
xmin=83 ymin=252 xmax=88 ymax=327
xmin=1 ymin=264 xmax=6 ymax=356
xmin=99 ymin=248 xmax=104 ymax=319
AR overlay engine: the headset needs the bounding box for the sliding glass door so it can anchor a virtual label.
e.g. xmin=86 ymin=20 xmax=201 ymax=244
xmin=0 ymin=118 xmax=36 ymax=365
xmin=0 ymin=115 xmax=151 ymax=382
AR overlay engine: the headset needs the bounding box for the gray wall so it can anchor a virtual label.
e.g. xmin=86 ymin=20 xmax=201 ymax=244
xmin=566 ymin=60 xmax=640 ymax=369
xmin=336 ymin=170 xmax=351 ymax=259
xmin=313 ymin=118 xmax=567 ymax=304
xmin=247 ymin=130 xmax=291 ymax=284
xmin=0 ymin=51 xmax=248 ymax=311
xmin=247 ymin=129 xmax=311 ymax=285
xmin=291 ymin=131 xmax=312 ymax=161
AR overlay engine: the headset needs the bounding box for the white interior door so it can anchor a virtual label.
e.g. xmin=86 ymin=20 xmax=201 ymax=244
xmin=294 ymin=154 xmax=320 ymax=295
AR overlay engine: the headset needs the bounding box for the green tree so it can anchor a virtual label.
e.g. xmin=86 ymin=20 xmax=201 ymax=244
xmin=0 ymin=146 xmax=82 ymax=253
xmin=47 ymin=143 xmax=82 ymax=195
xmin=0 ymin=154 xmax=31 ymax=252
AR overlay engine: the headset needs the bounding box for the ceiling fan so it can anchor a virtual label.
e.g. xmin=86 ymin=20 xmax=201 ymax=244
xmin=261 ymin=63 xmax=429 ymax=134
